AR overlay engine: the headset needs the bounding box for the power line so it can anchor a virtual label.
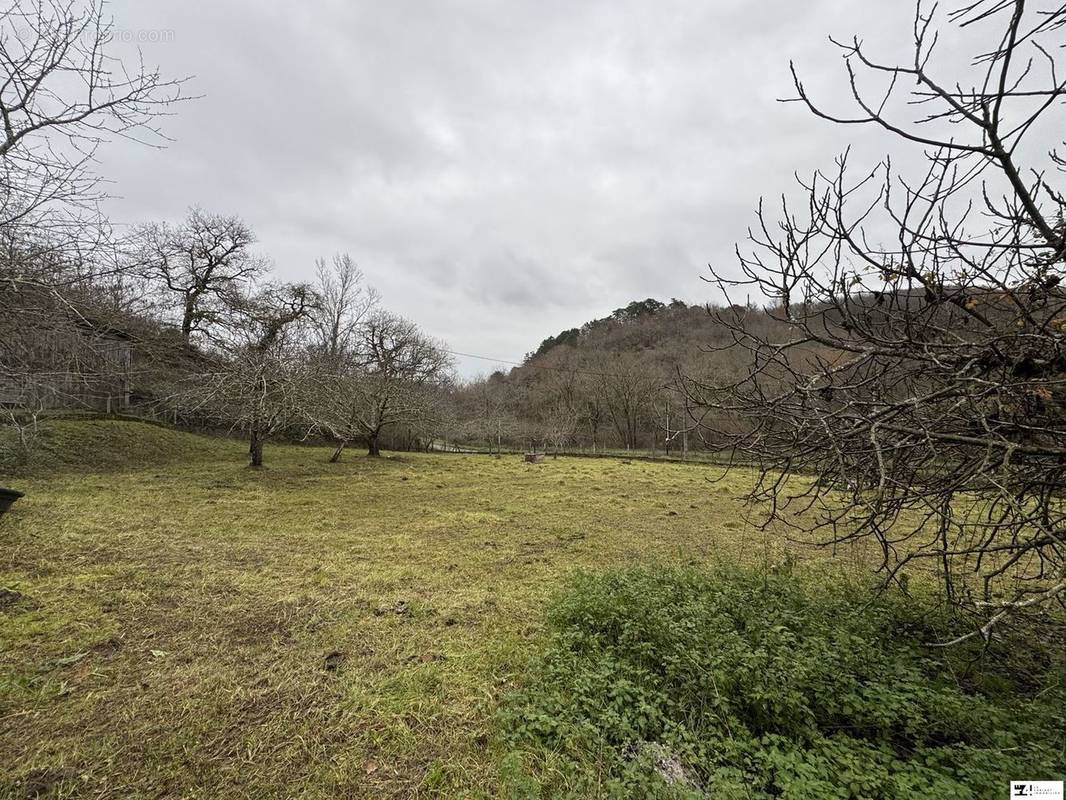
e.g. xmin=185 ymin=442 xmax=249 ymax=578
xmin=445 ymin=349 xmax=525 ymax=368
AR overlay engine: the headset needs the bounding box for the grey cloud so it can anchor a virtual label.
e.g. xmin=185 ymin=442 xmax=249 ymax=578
xmin=97 ymin=0 xmax=942 ymax=376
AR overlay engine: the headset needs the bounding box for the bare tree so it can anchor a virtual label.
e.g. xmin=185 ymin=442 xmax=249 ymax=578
xmin=685 ymin=0 xmax=1066 ymax=642
xmin=310 ymin=311 xmax=451 ymax=458
xmin=458 ymin=373 xmax=518 ymax=454
xmin=597 ymin=353 xmax=660 ymax=450
xmin=176 ymin=283 xmax=317 ymax=467
xmin=134 ymin=209 xmax=265 ymax=346
xmin=574 ymin=364 xmax=607 ymax=452
xmin=528 ymin=365 xmax=580 ymax=455
xmin=309 ymin=252 xmax=377 ymax=363
xmin=0 ymin=0 xmax=184 ymax=251
xmin=537 ymin=396 xmax=579 ymax=456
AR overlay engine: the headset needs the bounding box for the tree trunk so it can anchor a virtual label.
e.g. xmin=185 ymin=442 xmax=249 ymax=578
xmin=181 ymin=295 xmax=195 ymax=344
xmin=248 ymin=429 xmax=264 ymax=467
xmin=329 ymin=440 xmax=346 ymax=463
xmin=367 ymin=434 xmax=381 ymax=457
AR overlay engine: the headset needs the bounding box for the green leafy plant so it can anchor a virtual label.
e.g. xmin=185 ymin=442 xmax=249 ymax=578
xmin=497 ymin=568 xmax=1065 ymax=798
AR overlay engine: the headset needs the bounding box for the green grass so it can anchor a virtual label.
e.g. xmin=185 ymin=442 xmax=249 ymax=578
xmin=1 ymin=419 xmax=820 ymax=798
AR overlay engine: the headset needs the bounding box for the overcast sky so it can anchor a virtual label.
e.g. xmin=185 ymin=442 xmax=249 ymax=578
xmin=98 ymin=1 xmax=927 ymax=377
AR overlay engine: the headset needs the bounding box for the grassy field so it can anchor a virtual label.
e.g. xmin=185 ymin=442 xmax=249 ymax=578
xmin=1 ymin=420 xmax=857 ymax=798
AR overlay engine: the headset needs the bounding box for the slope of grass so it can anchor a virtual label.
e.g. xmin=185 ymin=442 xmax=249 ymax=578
xmin=0 ymin=421 xmax=805 ymax=798
xmin=0 ymin=416 xmax=237 ymax=476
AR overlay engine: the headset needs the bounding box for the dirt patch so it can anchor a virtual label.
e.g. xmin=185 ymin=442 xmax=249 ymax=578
xmin=7 ymin=767 xmax=78 ymax=799
xmin=224 ymin=602 xmax=301 ymax=645
xmin=91 ymin=637 xmax=123 ymax=659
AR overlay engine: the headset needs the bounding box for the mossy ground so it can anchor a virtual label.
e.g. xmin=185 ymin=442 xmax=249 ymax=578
xmin=1 ymin=420 xmax=861 ymax=798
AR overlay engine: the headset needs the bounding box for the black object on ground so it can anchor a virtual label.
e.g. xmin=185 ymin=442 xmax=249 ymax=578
xmin=0 ymin=488 xmax=24 ymax=517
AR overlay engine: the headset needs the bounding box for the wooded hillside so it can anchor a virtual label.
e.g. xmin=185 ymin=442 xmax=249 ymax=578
xmin=452 ymin=298 xmax=785 ymax=453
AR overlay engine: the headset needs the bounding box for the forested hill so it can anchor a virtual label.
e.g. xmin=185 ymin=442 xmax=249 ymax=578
xmin=518 ymin=297 xmax=768 ymax=377
xmin=454 ymin=298 xmax=775 ymax=452
xmin=526 ymin=298 xmax=695 ymax=361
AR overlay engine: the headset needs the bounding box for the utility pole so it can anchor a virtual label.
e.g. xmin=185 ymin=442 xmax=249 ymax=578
xmin=681 ymin=397 xmax=689 ymax=460
xmin=665 ymin=398 xmax=671 ymax=457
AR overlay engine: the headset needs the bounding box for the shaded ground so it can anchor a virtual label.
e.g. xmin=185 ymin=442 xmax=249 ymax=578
xmin=1 ymin=421 xmax=827 ymax=798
